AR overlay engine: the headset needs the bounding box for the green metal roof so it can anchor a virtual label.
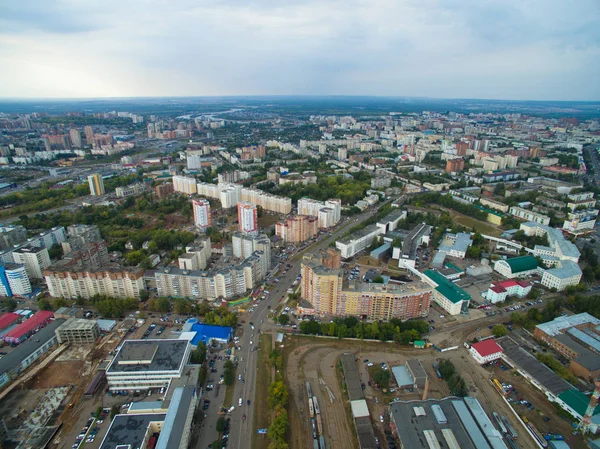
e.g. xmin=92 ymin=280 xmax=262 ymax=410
xmin=424 ymin=270 xmax=471 ymax=304
xmin=558 ymin=389 xmax=600 ymax=417
xmin=504 ymin=255 xmax=539 ymax=273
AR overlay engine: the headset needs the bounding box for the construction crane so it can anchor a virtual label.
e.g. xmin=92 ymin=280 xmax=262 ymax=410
xmin=581 ymin=380 xmax=600 ymax=434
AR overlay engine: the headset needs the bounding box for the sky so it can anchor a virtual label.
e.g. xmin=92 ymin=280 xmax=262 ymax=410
xmin=0 ymin=0 xmax=599 ymax=101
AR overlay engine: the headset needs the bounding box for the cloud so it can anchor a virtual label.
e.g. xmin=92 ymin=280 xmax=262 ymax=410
xmin=0 ymin=0 xmax=598 ymax=100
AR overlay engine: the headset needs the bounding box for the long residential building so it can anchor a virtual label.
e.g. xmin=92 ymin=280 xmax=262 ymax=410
xmin=301 ymin=254 xmax=432 ymax=320
xmin=44 ymin=267 xmax=145 ymax=299
xmin=196 ymin=181 xmax=292 ymax=213
xmin=156 ymin=250 xmax=268 ymax=301
xmin=275 ymin=215 xmax=318 ymax=243
xmin=173 ymin=175 xmax=197 ymax=195
xmin=231 ymin=232 xmax=271 ymax=276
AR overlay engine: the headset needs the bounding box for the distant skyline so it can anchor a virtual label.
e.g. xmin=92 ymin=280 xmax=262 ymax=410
xmin=1 ymin=0 xmax=599 ymax=101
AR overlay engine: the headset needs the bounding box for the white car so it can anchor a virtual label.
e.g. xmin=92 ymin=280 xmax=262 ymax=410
xmin=379 ymin=415 xmax=384 ymax=423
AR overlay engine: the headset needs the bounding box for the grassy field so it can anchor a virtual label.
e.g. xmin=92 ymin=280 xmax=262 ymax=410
xmin=447 ymin=210 xmax=503 ymax=236
xmin=258 ymin=214 xmax=280 ymax=229
xmin=222 ymin=369 xmax=237 ymax=408
xmin=252 ymin=334 xmax=273 ymax=449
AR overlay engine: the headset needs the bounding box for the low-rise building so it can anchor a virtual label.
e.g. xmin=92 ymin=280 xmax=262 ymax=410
xmin=485 ymin=279 xmax=531 ymax=303
xmin=541 ymin=260 xmax=582 ymax=291
xmin=468 ymin=339 xmax=504 ymax=364
xmin=509 ymin=206 xmax=550 ymax=225
xmin=106 ymin=339 xmax=191 ymax=392
xmin=0 ymin=318 xmax=64 ymax=388
xmin=335 ymin=224 xmax=382 ymax=259
xmin=2 ymin=310 xmax=54 ymax=345
xmin=423 ymin=269 xmax=470 ymax=315
xmin=493 ymin=255 xmax=539 ymax=279
xmin=438 ymin=232 xmax=472 ymax=259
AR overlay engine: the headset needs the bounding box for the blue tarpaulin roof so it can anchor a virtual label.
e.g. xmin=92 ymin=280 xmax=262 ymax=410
xmin=190 ymin=323 xmax=233 ymax=346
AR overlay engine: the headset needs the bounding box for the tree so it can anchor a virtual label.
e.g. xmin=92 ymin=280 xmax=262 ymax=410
xmin=583 ymin=266 xmax=595 ymax=282
xmin=216 ymin=416 xmax=227 ymax=433
xmin=372 ymin=276 xmax=384 ymax=284
xmin=278 ymin=314 xmax=290 ymax=326
xmin=48 ymin=243 xmax=63 ymax=260
xmin=268 ymin=380 xmax=289 ymax=408
xmin=372 ymin=367 xmax=391 ymax=389
xmin=223 ymin=360 xmax=235 ymax=386
xmin=110 ymin=404 xmax=120 ymax=420
xmin=95 ymin=406 xmax=103 ymax=419
xmin=191 ymin=342 xmax=207 ymax=364
xmin=139 ymin=290 xmax=150 ymax=301
xmin=268 ymin=407 xmax=289 ymax=443
xmin=0 ymin=298 xmax=17 ymax=312
xmin=492 ymin=324 xmax=508 ymax=337
xmin=52 ymin=297 xmax=68 ymax=310
xmin=38 ymin=298 xmax=52 ymax=311
xmin=211 ymin=440 xmax=223 ymax=449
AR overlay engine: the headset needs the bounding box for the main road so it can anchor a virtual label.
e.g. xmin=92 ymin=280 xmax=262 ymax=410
xmin=197 ymin=205 xmax=383 ymax=449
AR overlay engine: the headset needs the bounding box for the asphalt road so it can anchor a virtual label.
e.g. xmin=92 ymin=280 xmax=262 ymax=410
xmin=195 ymin=206 xmax=380 ymax=449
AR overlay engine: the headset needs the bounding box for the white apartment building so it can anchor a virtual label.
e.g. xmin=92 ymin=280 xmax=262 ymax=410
xmin=240 ymin=188 xmax=291 ymax=214
xmin=178 ymin=239 xmax=211 ymax=271
xmin=0 ymin=264 xmax=32 ymax=297
xmin=29 ymin=227 xmax=67 ymax=249
xmin=297 ymin=198 xmax=341 ymax=228
xmin=44 ymin=268 xmax=145 ymax=299
xmin=172 ymin=175 xmax=197 ymax=195
xmin=13 ymin=245 xmax=51 ymax=279
xmin=237 ymin=202 xmax=258 ymax=234
xmin=193 ymin=199 xmax=211 ymax=230
xmin=509 ymin=206 xmax=551 ymax=225
xmin=231 ymin=232 xmax=271 ymax=276
xmin=106 ymin=339 xmax=191 ymax=391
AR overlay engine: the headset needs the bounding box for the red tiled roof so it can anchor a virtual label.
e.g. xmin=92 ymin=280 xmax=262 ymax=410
xmin=490 ymin=286 xmax=506 ymax=294
xmin=516 ymin=280 xmax=531 ymax=288
xmin=0 ymin=312 xmax=20 ymax=330
xmin=471 ymin=339 xmax=503 ymax=357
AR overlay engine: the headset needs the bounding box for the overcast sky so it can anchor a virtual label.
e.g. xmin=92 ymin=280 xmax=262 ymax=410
xmin=0 ymin=0 xmax=599 ymax=100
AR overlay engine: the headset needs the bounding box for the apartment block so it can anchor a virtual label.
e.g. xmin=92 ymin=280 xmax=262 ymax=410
xmin=155 ymin=182 xmax=174 ymax=198
xmin=297 ymin=198 xmax=341 ymax=228
xmin=44 ymin=267 xmax=145 ymax=299
xmin=509 ymin=206 xmax=551 ymax=225
xmin=13 ymin=245 xmax=51 ymax=280
xmin=172 ymin=175 xmax=197 ymax=195
xmin=275 ymin=215 xmax=318 ymax=243
xmin=115 ymin=183 xmax=146 ymax=197
xmin=0 ymin=264 xmax=32 ymax=297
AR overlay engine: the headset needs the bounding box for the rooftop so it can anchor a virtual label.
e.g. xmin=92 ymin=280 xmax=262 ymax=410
xmin=0 ymin=319 xmax=65 ymax=377
xmin=558 ymin=389 xmax=600 ymax=418
xmin=471 ymin=339 xmax=503 ymax=357
xmin=340 ymin=353 xmax=363 ymax=401
xmin=99 ymin=413 xmax=166 ymax=449
xmin=423 ymin=270 xmax=471 ymax=304
xmin=544 ymin=260 xmax=582 ymax=279
xmin=56 ymin=317 xmax=98 ymax=331
xmin=337 ymin=224 xmax=381 ymax=245
xmin=3 ymin=310 xmax=54 ymax=341
xmin=498 ymin=337 xmax=572 ymax=395
xmin=536 ymin=312 xmax=600 ymax=337
xmin=567 ymin=327 xmax=600 ymax=353
xmin=107 ymin=339 xmax=189 ymax=374
xmin=502 ymin=255 xmax=539 ymax=273
xmin=156 ymin=386 xmax=196 ymax=449
xmin=189 ymin=323 xmax=233 ymax=346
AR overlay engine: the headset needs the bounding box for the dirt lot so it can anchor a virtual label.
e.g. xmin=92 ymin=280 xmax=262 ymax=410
xmin=24 ymin=360 xmax=84 ymax=389
xmin=283 ymin=335 xmax=542 ymax=449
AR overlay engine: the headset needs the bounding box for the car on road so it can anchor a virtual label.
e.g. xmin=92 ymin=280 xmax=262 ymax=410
xmin=380 ymin=415 xmax=384 ymax=423
xmin=239 ymin=397 xmax=243 ymax=407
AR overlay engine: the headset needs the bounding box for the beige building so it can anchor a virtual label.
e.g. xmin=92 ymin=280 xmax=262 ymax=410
xmin=275 ymin=215 xmax=318 ymax=243
xmin=172 ymin=175 xmax=197 ymax=195
xmin=87 ymin=173 xmax=105 ymax=196
xmin=44 ymin=267 xmax=145 ymax=299
xmin=301 ymin=253 xmax=432 ymax=320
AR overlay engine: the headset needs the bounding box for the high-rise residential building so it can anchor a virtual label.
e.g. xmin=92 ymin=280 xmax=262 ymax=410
xmin=297 ymin=198 xmax=341 ymax=228
xmin=12 ymin=245 xmax=51 ymax=280
xmin=195 ymin=182 xmax=290 ymax=213
xmin=172 ymin=175 xmax=197 ymax=195
xmin=44 ymin=267 xmax=145 ymax=299
xmin=155 ymin=182 xmax=174 ymax=198
xmin=455 ymin=141 xmax=468 ymax=156
xmin=0 ymin=264 xmax=32 ymax=297
xmin=445 ymin=158 xmax=465 ymax=173
xmin=193 ymin=199 xmax=211 ymax=230
xmin=301 ymin=253 xmax=432 ymax=320
xmin=0 ymin=225 xmax=27 ymax=250
xmin=69 ymin=129 xmax=82 ymax=148
xmin=237 ymin=202 xmax=258 ymax=234
xmin=275 ymin=215 xmax=318 ymax=243
xmin=88 ymin=173 xmax=105 ymax=196
xmin=84 ymin=126 xmax=94 ymax=145
xmin=231 ymin=232 xmax=271 ymax=276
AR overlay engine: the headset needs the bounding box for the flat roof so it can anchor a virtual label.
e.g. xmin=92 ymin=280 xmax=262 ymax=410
xmin=390 ymin=398 xmax=479 ymax=449
xmin=340 ymin=353 xmax=364 ymax=401
xmin=157 ymin=386 xmax=196 ymax=449
xmin=567 ymin=327 xmax=600 ymax=353
xmin=355 ymin=416 xmax=378 ymax=449
xmin=56 ymin=317 xmax=98 ymax=331
xmin=350 ymin=399 xmax=370 ymax=418
xmin=536 ymin=312 xmax=600 ymax=337
xmin=497 ymin=337 xmax=572 ymax=395
xmin=99 ymin=413 xmax=166 ymax=449
xmin=406 ymin=359 xmax=428 ymax=388
xmin=545 ymin=260 xmax=582 ymax=279
xmin=0 ymin=319 xmax=65 ymax=377
xmin=107 ymin=340 xmax=188 ymax=374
